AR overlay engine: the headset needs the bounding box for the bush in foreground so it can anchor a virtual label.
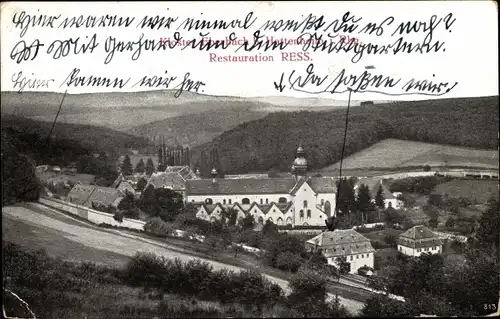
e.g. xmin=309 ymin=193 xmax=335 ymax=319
xmin=144 ymin=217 xmax=173 ymax=237
xmin=124 ymin=252 xmax=283 ymax=310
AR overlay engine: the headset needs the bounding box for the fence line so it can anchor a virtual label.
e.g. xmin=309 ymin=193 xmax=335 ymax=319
xmin=38 ymin=197 xmax=145 ymax=231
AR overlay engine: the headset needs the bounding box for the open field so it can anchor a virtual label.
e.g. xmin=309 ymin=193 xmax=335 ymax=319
xmin=323 ymin=139 xmax=498 ymax=170
xmin=433 ymin=180 xmax=499 ymax=203
xmin=2 ymin=203 xmax=367 ymax=314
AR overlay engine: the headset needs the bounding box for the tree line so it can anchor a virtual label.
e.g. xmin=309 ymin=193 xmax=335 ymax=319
xmin=193 ymin=96 xmax=498 ymax=174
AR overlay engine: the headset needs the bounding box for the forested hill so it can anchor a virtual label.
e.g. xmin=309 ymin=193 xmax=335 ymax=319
xmin=193 ymin=96 xmax=499 ymax=174
xmin=1 ymin=114 xmax=151 ymax=159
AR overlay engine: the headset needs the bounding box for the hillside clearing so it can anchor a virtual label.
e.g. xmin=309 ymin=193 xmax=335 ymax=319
xmin=432 ymin=179 xmax=499 ymax=203
xmin=323 ymin=139 xmax=498 ymax=170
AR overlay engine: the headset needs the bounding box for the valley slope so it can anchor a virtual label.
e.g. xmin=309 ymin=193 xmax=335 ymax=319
xmin=192 ymin=96 xmax=499 ymax=174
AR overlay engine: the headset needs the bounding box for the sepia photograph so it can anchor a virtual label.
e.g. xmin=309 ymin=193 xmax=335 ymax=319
xmin=1 ymin=1 xmax=499 ymax=318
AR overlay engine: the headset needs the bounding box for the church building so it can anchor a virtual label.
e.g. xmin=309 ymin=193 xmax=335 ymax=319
xmin=186 ymin=147 xmax=338 ymax=227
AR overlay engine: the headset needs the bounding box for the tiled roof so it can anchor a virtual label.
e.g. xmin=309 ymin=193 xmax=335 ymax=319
xmin=306 ymin=229 xmax=375 ymax=257
xmin=289 ymin=179 xmax=306 ymax=195
xmin=164 ymin=166 xmax=185 ymax=173
xmin=186 ymin=176 xmax=337 ymax=195
xmin=355 ymin=178 xmax=395 ymax=199
xmin=178 ymin=166 xmax=198 ymax=180
xmin=398 ymin=225 xmax=443 ymax=248
xmin=186 ymin=178 xmax=297 ymax=195
xmin=67 ymin=184 xmax=124 ymax=207
xmin=400 ymin=225 xmax=439 ymax=240
xmin=147 ymin=172 xmax=186 ymax=190
xmin=308 ymin=177 xmax=337 ymax=193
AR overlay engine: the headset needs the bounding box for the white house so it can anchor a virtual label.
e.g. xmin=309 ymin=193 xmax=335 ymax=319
xmin=397 ymin=225 xmax=444 ymax=257
xmin=305 ymin=229 xmax=375 ymax=274
xmin=186 ymin=147 xmax=337 ymax=227
xmin=354 ymin=178 xmax=403 ymax=209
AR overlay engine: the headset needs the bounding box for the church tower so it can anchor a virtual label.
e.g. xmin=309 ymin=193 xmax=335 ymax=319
xmin=291 ymin=146 xmax=308 ymax=180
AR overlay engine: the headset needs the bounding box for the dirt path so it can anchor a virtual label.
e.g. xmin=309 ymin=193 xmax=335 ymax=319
xmin=2 ymin=205 xmax=365 ymax=314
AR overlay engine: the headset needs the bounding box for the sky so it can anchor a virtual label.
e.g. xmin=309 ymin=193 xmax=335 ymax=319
xmin=1 ymin=1 xmax=498 ymax=101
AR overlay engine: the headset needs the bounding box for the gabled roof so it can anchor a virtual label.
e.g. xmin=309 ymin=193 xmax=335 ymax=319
xmin=147 ymin=172 xmax=186 ymax=190
xmin=355 ymin=178 xmax=395 ymax=199
xmin=231 ymin=202 xmax=245 ymax=211
xmin=261 ymin=202 xmax=282 ymax=214
xmin=248 ymin=202 xmax=265 ymax=213
xmin=67 ymin=184 xmax=125 ymax=207
xmin=290 ymin=179 xmax=307 ymax=195
xmin=306 ymin=229 xmax=375 ymax=257
xmin=400 ymin=225 xmax=439 ymax=240
xmin=280 ymin=201 xmax=294 ymax=213
xmin=111 ymin=174 xmax=124 ymax=188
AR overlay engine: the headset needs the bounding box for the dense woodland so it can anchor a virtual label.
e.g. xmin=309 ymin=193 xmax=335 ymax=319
xmin=1 ymin=114 xmax=150 ymax=158
xmin=193 ymin=96 xmax=499 ymax=174
xmin=1 ymin=116 xmax=151 ymax=205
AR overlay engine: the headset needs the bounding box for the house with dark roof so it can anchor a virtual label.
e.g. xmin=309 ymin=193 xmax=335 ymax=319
xmin=354 ymin=178 xmax=403 ymax=209
xmin=305 ymin=229 xmax=375 ymax=274
xmin=397 ymin=225 xmax=444 ymax=257
xmin=186 ymin=147 xmax=337 ymax=227
xmin=66 ymin=183 xmax=125 ymax=209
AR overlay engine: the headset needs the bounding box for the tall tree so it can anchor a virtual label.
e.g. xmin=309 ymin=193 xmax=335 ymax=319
xmin=375 ymin=185 xmax=385 ymax=209
xmin=145 ymin=157 xmax=155 ymax=175
xmin=121 ymin=155 xmax=133 ymax=176
xmin=470 ymin=198 xmax=499 ymax=252
xmin=135 ymin=158 xmax=145 ymax=173
xmin=184 ymin=147 xmax=191 ymax=166
xmin=336 ymin=178 xmax=356 ymax=215
xmin=136 ymin=177 xmax=148 ymax=191
xmin=157 ymin=147 xmax=165 ymax=171
xmin=198 ymin=150 xmax=210 ymax=177
xmin=2 ymin=148 xmax=41 ymax=206
xmin=356 ymin=184 xmax=375 ymax=223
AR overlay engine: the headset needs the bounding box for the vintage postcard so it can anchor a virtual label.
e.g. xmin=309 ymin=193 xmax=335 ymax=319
xmin=1 ymin=1 xmax=499 ymax=318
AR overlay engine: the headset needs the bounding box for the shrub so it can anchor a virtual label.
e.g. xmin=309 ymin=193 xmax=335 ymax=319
xmin=358 ymin=265 xmax=374 ymax=276
xmin=384 ymin=235 xmax=398 ymax=248
xmin=287 ymin=270 xmax=327 ymax=317
xmin=372 ymin=241 xmax=388 ymax=249
xmin=230 ymin=270 xmax=283 ymax=308
xmin=275 ymin=252 xmax=303 ymax=272
xmin=239 ymin=229 xmax=265 ymax=249
xmin=144 ymin=217 xmax=173 ymax=237
xmin=123 ymin=252 xmax=170 ymax=287
xmin=124 ymin=252 xmax=283 ymax=309
xmin=113 ymin=210 xmax=124 ymax=223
